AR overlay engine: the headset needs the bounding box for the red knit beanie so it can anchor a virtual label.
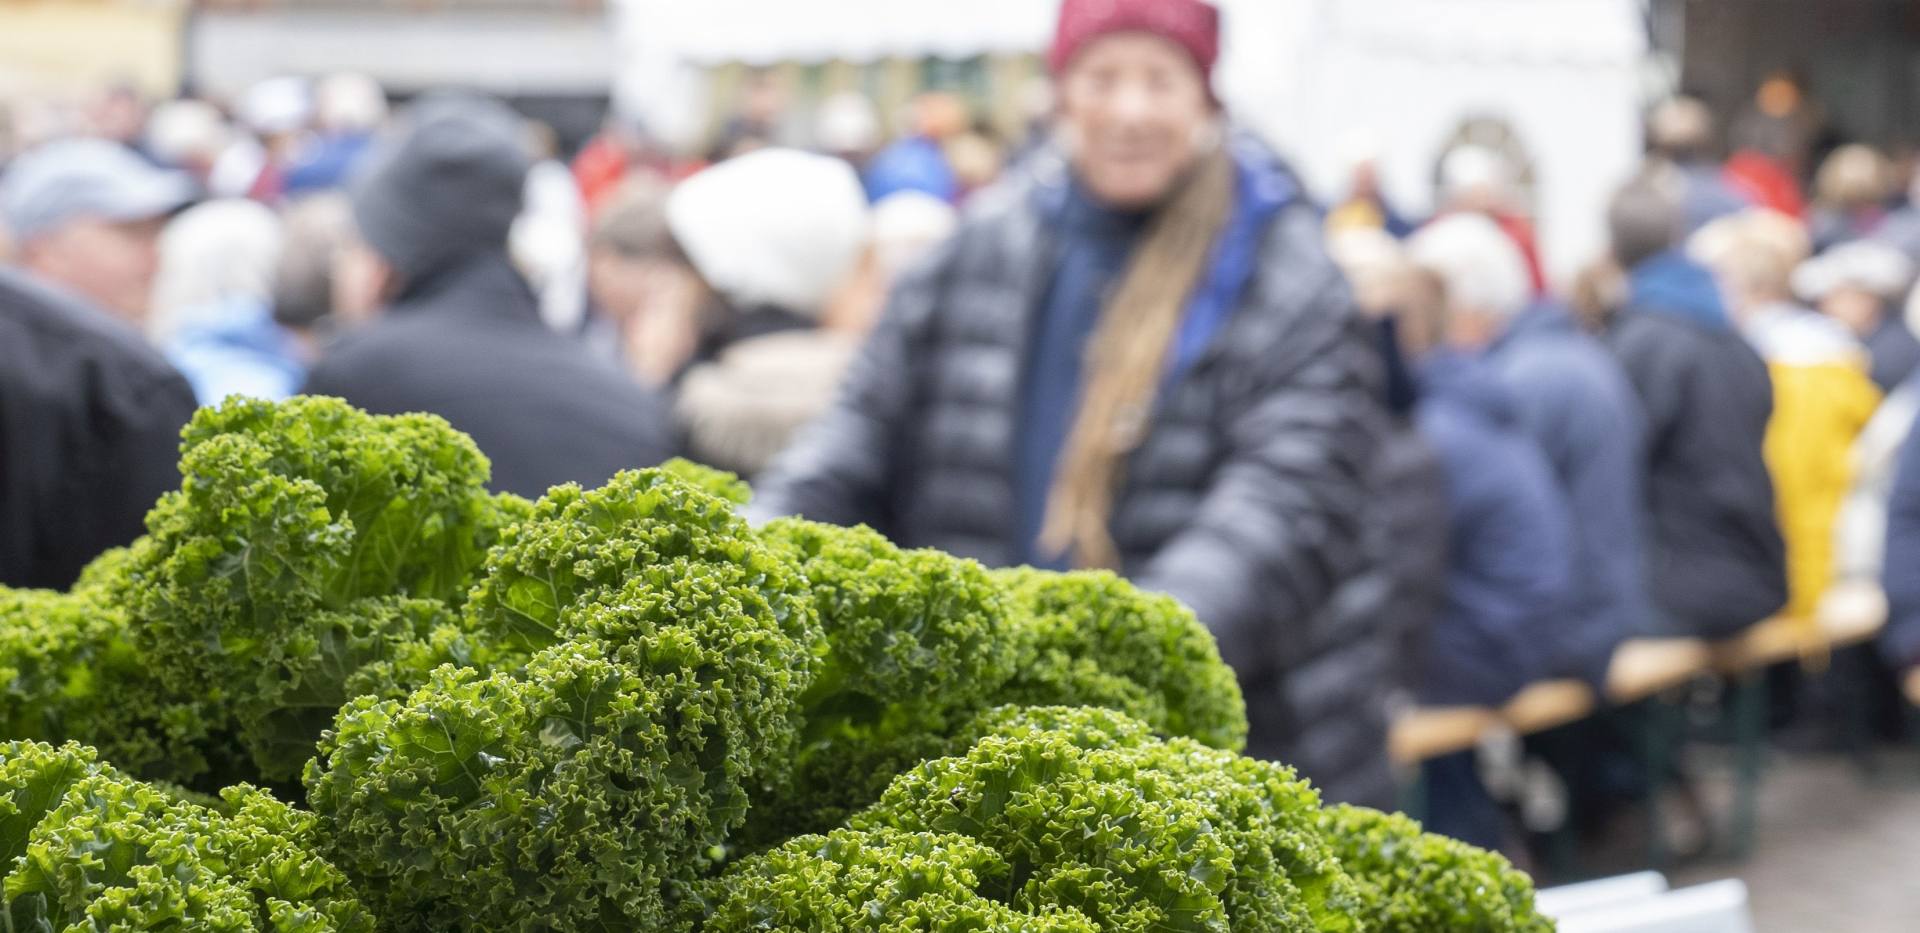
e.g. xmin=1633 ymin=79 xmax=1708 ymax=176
xmin=1048 ymin=0 xmax=1222 ymax=80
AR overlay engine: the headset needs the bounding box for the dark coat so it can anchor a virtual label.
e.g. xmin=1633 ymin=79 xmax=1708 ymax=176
xmin=1414 ymin=352 xmax=1573 ymax=706
xmin=1865 ymin=314 xmax=1920 ymax=395
xmin=752 ymin=144 xmax=1395 ymax=804
xmin=1880 ymin=399 xmax=1920 ymax=669
xmin=1371 ymin=424 xmax=1449 ymax=700
xmin=1489 ymin=305 xmax=1650 ymax=685
xmin=0 ymin=270 xmax=197 ymax=589
xmin=303 ymin=252 xmax=678 ymax=499
xmin=1607 ymin=256 xmax=1788 ymax=638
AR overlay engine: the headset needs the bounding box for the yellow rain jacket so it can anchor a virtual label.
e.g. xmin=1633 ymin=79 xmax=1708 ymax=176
xmin=1748 ymin=307 xmax=1882 ymax=621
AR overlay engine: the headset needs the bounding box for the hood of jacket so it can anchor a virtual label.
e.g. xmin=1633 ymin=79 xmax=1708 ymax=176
xmin=1628 ymin=249 xmax=1731 ymax=331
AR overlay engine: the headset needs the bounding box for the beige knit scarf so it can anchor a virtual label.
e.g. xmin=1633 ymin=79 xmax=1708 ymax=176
xmin=1037 ymin=146 xmax=1236 ymax=569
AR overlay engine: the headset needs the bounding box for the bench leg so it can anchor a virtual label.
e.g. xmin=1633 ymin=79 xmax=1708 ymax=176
xmin=1726 ymin=672 xmax=1768 ymax=860
xmin=1639 ymin=697 xmax=1677 ymax=871
xmin=1835 ymin=646 xmax=1881 ymax=778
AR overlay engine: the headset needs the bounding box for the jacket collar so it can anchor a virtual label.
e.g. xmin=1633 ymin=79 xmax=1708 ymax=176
xmin=388 ymin=249 xmax=538 ymax=322
xmin=1626 ymin=249 xmax=1731 ymax=331
xmin=1008 ymin=128 xmax=1303 ymax=377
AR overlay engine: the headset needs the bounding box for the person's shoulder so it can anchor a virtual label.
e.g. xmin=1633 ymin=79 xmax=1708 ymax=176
xmin=1235 ymin=134 xmax=1345 ymax=311
xmin=942 ymin=158 xmax=1049 ymax=257
xmin=307 ymin=317 xmax=396 ymax=374
xmin=0 ymin=269 xmax=188 ymax=392
xmin=1608 ymin=309 xmax=1706 ymax=363
xmin=1228 ymin=202 xmax=1349 ymax=341
xmin=302 ymin=309 xmax=449 ymax=395
xmin=1502 ymin=326 xmax=1634 ymax=405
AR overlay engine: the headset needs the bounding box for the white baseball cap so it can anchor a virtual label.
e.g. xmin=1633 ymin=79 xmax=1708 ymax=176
xmin=1 ymin=138 xmax=195 ymax=239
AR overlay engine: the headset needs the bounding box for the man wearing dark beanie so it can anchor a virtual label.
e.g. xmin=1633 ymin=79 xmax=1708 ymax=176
xmin=304 ymin=92 xmax=676 ymax=497
xmin=755 ymin=0 xmax=1397 ymax=806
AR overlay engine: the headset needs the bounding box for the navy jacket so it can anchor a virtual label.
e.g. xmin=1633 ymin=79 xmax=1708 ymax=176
xmin=1488 ymin=304 xmax=1650 ymax=686
xmin=1415 ymin=352 xmax=1573 ymax=706
xmin=1882 ymin=401 xmax=1920 ymax=669
xmin=1865 ymin=314 xmax=1920 ymax=394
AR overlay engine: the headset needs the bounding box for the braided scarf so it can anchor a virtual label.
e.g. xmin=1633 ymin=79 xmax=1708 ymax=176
xmin=1037 ymin=145 xmax=1236 ymax=569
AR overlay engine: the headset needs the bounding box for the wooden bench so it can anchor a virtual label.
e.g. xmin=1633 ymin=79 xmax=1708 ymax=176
xmin=1502 ymin=679 xmax=1598 ymax=736
xmin=1388 ymin=706 xmax=1498 ymax=767
xmin=1708 ymin=616 xmax=1804 ymax=675
xmin=1709 ymin=581 xmax=1888 ymax=676
xmin=1606 ymin=638 xmax=1711 ymax=705
xmin=1818 ymin=580 xmax=1887 ymax=649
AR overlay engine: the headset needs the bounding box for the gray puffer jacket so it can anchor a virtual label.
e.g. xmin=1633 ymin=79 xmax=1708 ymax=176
xmin=753 ymin=146 xmax=1392 ymax=804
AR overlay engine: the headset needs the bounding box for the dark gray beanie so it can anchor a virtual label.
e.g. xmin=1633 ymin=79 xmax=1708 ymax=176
xmin=349 ymin=91 xmax=531 ymax=283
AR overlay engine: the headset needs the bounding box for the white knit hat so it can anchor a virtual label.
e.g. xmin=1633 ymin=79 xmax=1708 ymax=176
xmin=666 ymin=148 xmax=869 ymax=316
xmin=1793 ymin=240 xmax=1914 ymax=303
xmin=1407 ymin=213 xmax=1532 ymax=320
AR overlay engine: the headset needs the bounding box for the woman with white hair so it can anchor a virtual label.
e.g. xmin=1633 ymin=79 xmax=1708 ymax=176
xmin=1410 ymin=213 xmax=1652 ymax=840
xmin=1407 ymin=213 xmax=1650 ymax=692
xmin=1341 ymin=226 xmax=1571 ymax=851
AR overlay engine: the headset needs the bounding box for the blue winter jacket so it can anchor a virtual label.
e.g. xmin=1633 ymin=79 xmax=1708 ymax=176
xmin=1882 ymin=400 xmax=1920 ymax=669
xmin=1416 ymin=351 xmax=1575 ymax=705
xmin=1488 ymin=303 xmax=1651 ymax=686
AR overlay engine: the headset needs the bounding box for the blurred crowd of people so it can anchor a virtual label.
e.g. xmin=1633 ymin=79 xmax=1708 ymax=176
xmin=1325 ymin=80 xmax=1920 ymax=853
xmin=6 ymin=0 xmax=1920 ymax=868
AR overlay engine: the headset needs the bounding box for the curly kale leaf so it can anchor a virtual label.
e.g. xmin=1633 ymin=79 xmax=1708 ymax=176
xmin=125 ymin=397 xmax=513 ymax=784
xmin=995 ymin=568 xmax=1248 ymax=752
xmin=702 ymin=827 xmax=1099 ymax=933
xmin=2 ymin=740 xmax=373 ymax=932
xmin=465 ymin=467 xmax=801 ymax=656
xmin=308 ymin=556 xmax=816 ymax=931
xmin=236 ymin=595 xmax=466 ymax=783
xmin=852 ymin=706 xmax=1360 ymax=933
xmin=0 ymin=586 xmax=232 ymax=785
xmin=742 ymin=519 xmax=1018 ymax=843
xmin=659 ymin=458 xmax=753 ymax=508
xmin=1318 ymin=804 xmax=1554 ymax=933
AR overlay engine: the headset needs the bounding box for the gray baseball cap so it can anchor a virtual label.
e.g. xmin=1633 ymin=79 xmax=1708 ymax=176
xmin=1 ymin=138 xmax=196 ymax=240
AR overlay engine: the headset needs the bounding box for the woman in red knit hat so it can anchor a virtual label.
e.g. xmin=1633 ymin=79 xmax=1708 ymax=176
xmin=755 ymin=0 xmax=1402 ymax=808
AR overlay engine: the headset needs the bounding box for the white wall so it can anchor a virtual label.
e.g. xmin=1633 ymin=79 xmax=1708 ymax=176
xmin=1221 ymin=0 xmax=1648 ymax=286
